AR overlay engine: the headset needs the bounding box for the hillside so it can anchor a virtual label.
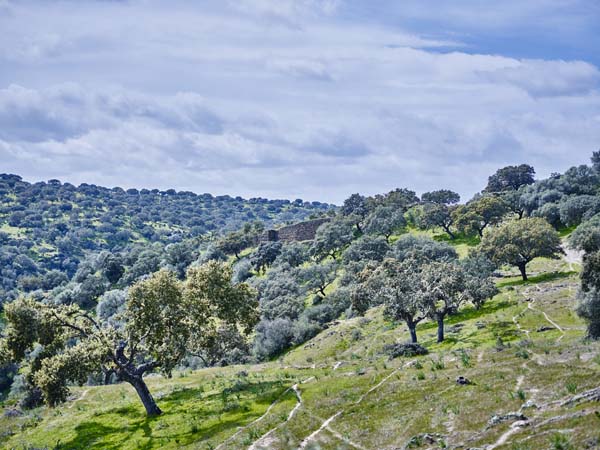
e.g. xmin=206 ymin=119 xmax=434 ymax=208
xmin=1 ymin=158 xmax=600 ymax=449
xmin=0 ymin=174 xmax=332 ymax=304
xmin=2 ymin=250 xmax=599 ymax=450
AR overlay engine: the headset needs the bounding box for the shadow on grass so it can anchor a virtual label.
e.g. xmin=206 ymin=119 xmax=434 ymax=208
xmin=417 ymin=298 xmax=514 ymax=333
xmin=432 ymin=232 xmax=480 ymax=247
xmin=54 ymin=380 xmax=289 ymax=450
xmin=497 ymin=271 xmax=577 ymax=288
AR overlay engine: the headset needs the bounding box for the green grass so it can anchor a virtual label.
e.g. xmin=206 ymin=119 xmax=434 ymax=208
xmin=3 ymin=253 xmax=599 ymax=449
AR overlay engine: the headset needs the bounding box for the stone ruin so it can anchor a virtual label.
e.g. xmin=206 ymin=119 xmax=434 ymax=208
xmin=258 ymin=218 xmax=330 ymax=243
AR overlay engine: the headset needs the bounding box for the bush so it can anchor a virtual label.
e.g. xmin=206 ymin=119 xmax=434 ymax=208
xmin=253 ymin=318 xmax=295 ymax=360
xmin=384 ymin=342 xmax=428 ymax=359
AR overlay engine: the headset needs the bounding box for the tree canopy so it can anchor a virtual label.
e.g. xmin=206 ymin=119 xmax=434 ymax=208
xmin=0 ymin=262 xmax=258 ymax=416
xmin=479 ymin=217 xmax=563 ymax=281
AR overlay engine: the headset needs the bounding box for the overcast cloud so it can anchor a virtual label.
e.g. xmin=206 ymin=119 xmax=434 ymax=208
xmin=0 ymin=0 xmax=599 ymax=203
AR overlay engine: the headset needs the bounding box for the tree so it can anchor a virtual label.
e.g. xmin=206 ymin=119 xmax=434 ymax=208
xmin=558 ymin=195 xmax=600 ymax=227
xmin=570 ymin=214 xmax=600 ymax=254
xmin=363 ymin=205 xmax=406 ymax=242
xmin=251 ymin=268 xmax=304 ymax=321
xmin=421 ymin=189 xmax=460 ymax=205
xmin=479 ymin=218 xmax=563 ymax=281
xmin=310 ymin=217 xmax=354 ymax=260
xmin=592 ymin=150 xmax=600 ymax=172
xmin=419 ymin=261 xmax=494 ymax=342
xmin=0 ymin=262 xmax=258 ymax=416
xmin=365 ymin=258 xmax=495 ymax=343
xmin=390 ymin=235 xmax=457 ymax=264
xmin=340 ymin=193 xmax=369 ymax=232
xmin=216 ymin=231 xmax=253 ymax=260
xmin=368 ymin=258 xmax=428 ymax=343
xmin=250 ymin=241 xmax=282 ymax=273
xmin=296 ymin=261 xmax=338 ymax=300
xmin=452 ymin=196 xmax=509 ymax=237
xmin=485 ymin=164 xmax=535 ymax=193
xmin=570 ymin=215 xmax=600 ymax=338
xmin=417 ymin=203 xmax=457 ymax=239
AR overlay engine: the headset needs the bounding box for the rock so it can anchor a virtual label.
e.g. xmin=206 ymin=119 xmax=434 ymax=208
xmin=537 ymin=325 xmax=554 ymax=332
xmin=456 ymin=376 xmax=472 ymax=385
xmin=488 ymin=412 xmax=528 ymax=427
xmin=3 ymin=408 xmax=23 ymax=418
xmin=403 ymin=433 xmax=446 ymax=449
xmin=475 ymin=321 xmax=486 ymax=329
xmin=236 ymin=370 xmax=248 ymax=377
xmin=447 ymin=324 xmax=464 ymax=333
xmin=521 ymin=400 xmax=538 ymax=409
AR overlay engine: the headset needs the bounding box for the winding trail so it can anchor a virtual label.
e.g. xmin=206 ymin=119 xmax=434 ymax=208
xmin=215 ymin=382 xmax=298 ymax=450
xmin=299 ymin=363 xmax=409 ymax=448
xmin=68 ymin=389 xmax=89 ymax=409
xmin=247 ymin=384 xmax=303 ymax=450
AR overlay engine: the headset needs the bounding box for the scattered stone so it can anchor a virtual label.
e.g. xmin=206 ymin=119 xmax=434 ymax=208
xmin=447 ymin=324 xmax=464 ymax=333
xmin=521 ymin=400 xmax=539 ymax=409
xmin=475 ymin=321 xmax=486 ymax=329
xmin=560 ymin=386 xmax=600 ymax=406
xmin=487 ymin=412 xmax=528 ymax=427
xmin=404 ymin=432 xmax=446 ymax=449
xmin=3 ymin=408 xmax=23 ymax=418
xmin=456 ymin=376 xmax=472 ymax=385
xmin=537 ymin=325 xmax=554 ymax=332
xmin=332 ymin=361 xmax=345 ymax=370
xmin=384 ymin=342 xmax=429 ymax=359
xmin=236 ymin=370 xmax=248 ymax=377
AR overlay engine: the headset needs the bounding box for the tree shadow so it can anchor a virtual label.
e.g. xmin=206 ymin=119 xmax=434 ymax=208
xmin=54 ymin=380 xmax=288 ymax=449
xmin=497 ymin=270 xmax=576 ymax=288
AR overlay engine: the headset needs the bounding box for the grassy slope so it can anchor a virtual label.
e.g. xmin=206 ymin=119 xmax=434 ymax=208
xmin=2 ymin=240 xmax=600 ymax=449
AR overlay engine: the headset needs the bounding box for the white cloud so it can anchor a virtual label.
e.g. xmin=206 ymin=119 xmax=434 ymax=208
xmin=0 ymin=0 xmax=598 ymax=202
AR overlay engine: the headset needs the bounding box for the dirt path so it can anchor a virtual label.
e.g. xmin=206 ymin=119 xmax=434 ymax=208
xmin=247 ymin=384 xmax=303 ymax=450
xmin=299 ymin=364 xmax=407 ymax=448
xmin=215 ymin=382 xmax=298 ymax=450
xmin=68 ymin=389 xmax=89 ymax=409
xmin=563 ymin=244 xmax=583 ymax=271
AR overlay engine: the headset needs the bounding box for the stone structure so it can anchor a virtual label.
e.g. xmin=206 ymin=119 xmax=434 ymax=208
xmin=259 ymin=218 xmax=330 ymax=243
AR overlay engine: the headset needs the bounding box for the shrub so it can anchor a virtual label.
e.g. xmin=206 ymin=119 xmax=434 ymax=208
xmin=384 ymin=342 xmax=428 ymax=359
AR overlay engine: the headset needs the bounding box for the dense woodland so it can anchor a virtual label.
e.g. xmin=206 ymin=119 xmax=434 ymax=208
xmin=1 ymin=152 xmax=600 ymax=417
xmin=0 ymin=174 xmax=332 ymax=304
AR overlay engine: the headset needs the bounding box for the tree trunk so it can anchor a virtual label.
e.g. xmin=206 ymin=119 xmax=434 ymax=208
xmin=443 ymin=225 xmax=455 ymax=240
xmin=130 ymin=376 xmax=162 ymax=416
xmin=518 ymin=263 xmax=528 ymax=281
xmin=436 ymin=316 xmax=445 ymax=343
xmin=407 ymin=323 xmax=418 ymax=343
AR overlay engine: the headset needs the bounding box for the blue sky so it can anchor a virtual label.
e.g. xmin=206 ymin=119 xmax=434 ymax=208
xmin=0 ymin=0 xmax=599 ymax=203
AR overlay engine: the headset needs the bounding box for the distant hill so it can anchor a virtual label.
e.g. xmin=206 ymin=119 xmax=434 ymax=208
xmin=0 ymin=173 xmax=332 ymax=303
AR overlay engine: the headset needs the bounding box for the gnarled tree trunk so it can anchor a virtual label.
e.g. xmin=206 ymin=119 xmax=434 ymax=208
xmin=436 ymin=316 xmax=445 ymax=343
xmin=518 ymin=262 xmax=528 ymax=281
xmin=130 ymin=376 xmax=162 ymax=416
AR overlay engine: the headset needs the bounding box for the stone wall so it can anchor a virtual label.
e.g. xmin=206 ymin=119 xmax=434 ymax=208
xmin=259 ymin=218 xmax=330 ymax=243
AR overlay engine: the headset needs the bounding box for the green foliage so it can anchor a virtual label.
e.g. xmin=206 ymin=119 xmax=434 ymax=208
xmin=0 ymin=262 xmax=258 ymax=415
xmin=310 ymin=217 xmax=354 ymax=260
xmin=479 ymin=217 xmax=563 ymax=281
xmin=452 ymin=195 xmax=509 ymax=237
xmin=570 ymin=214 xmax=600 ymax=253
xmin=485 ymin=164 xmax=536 ymax=193
xmin=363 ymin=205 xmax=407 ymax=241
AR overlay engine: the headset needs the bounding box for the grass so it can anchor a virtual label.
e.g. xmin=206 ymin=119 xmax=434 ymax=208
xmin=2 ymin=253 xmax=600 ymax=449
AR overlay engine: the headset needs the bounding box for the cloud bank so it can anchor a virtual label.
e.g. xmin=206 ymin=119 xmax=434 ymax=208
xmin=0 ymin=0 xmax=599 ymax=203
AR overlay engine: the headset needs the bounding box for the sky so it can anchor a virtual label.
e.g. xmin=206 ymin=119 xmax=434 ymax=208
xmin=0 ymin=0 xmax=599 ymax=204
